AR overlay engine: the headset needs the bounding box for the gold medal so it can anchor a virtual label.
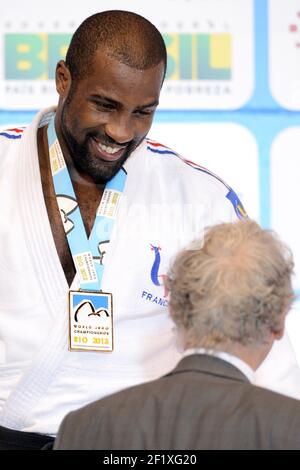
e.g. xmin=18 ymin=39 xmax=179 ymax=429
xmin=69 ymin=290 xmax=113 ymax=352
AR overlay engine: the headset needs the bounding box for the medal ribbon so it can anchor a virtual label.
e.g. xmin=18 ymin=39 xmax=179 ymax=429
xmin=47 ymin=115 xmax=127 ymax=291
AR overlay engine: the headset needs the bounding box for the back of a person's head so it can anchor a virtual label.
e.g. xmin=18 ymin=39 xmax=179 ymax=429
xmin=65 ymin=10 xmax=167 ymax=81
xmin=168 ymin=219 xmax=294 ymax=349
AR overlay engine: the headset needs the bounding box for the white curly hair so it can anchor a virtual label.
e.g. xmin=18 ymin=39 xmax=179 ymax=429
xmin=167 ymin=219 xmax=295 ymax=349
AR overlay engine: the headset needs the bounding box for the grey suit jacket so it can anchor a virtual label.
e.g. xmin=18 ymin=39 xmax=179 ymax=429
xmin=54 ymin=354 xmax=300 ymax=450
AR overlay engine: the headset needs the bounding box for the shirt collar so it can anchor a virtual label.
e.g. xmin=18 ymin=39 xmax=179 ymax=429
xmin=183 ymin=348 xmax=255 ymax=384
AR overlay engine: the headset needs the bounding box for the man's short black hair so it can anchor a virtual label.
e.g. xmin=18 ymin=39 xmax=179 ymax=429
xmin=65 ymin=10 xmax=167 ymax=82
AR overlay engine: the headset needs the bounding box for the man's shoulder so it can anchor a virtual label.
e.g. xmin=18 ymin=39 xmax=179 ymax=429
xmin=246 ymin=384 xmax=300 ymax=447
xmin=0 ymin=127 xmax=25 ymax=150
xmin=144 ymin=138 xmax=229 ymax=186
xmin=0 ymin=127 xmax=25 ymax=141
xmin=136 ymin=138 xmax=247 ymax=220
xmin=0 ymin=126 xmax=26 ymax=167
xmin=251 ymin=382 xmax=300 ymax=409
xmin=0 ymin=108 xmax=54 ymax=164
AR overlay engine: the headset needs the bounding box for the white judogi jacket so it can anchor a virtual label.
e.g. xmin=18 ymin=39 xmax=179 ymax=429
xmin=0 ymin=108 xmax=299 ymax=435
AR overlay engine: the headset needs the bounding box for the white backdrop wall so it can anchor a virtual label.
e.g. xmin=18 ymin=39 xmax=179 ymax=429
xmin=1 ymin=0 xmax=300 ymax=297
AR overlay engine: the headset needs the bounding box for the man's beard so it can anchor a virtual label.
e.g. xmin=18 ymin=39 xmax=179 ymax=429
xmin=60 ymin=106 xmax=139 ymax=184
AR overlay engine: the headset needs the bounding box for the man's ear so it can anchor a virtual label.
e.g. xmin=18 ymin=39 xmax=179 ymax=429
xmin=272 ymin=308 xmax=288 ymax=341
xmin=272 ymin=326 xmax=284 ymax=341
xmin=55 ymin=60 xmax=71 ymax=98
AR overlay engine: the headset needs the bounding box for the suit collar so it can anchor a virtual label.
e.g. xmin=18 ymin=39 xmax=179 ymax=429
xmin=165 ymin=353 xmax=250 ymax=383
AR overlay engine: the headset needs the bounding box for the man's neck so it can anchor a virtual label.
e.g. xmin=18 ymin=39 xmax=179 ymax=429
xmin=223 ymin=341 xmax=273 ymax=371
xmin=184 ymin=339 xmax=274 ymax=372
